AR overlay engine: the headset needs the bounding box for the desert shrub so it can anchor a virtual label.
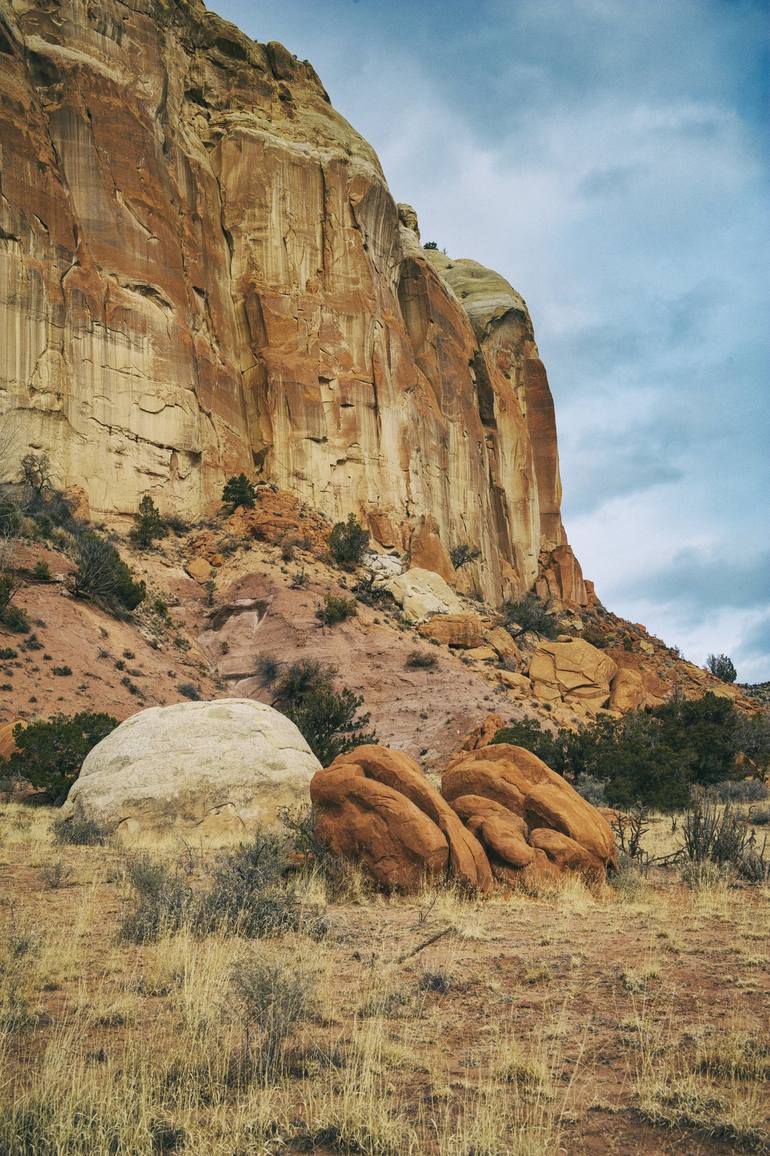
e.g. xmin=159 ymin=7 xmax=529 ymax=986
xmin=52 ymin=813 xmax=109 ymax=846
xmin=178 ymin=682 xmax=201 ymax=701
xmin=40 ymin=860 xmax=73 ymax=889
xmin=52 ymin=664 xmax=72 ymax=676
xmin=120 ymin=854 xmax=195 ymax=943
xmin=581 ymin=624 xmax=607 ymax=649
xmin=750 ymin=806 xmax=770 ymax=826
xmin=201 ymin=833 xmax=318 ymax=939
xmin=0 ymin=647 xmax=17 ymax=659
xmin=734 ymin=711 xmax=770 ymax=775
xmin=503 ymin=592 xmax=560 ymax=640
xmin=573 ymin=773 xmax=607 ymax=806
xmin=450 ymin=543 xmax=478 ymax=569
xmin=129 ymin=494 xmax=167 ymax=549
xmin=316 ymin=593 xmax=357 ymax=626
xmin=713 ymin=779 xmax=768 ymax=803
xmin=706 ymin=652 xmax=737 ymax=683
xmin=0 ymin=711 xmax=118 ymax=803
xmin=165 ymin=514 xmax=191 ymax=536
xmin=19 ymin=452 xmax=52 ymax=501
xmin=492 ymin=693 xmax=743 ymax=811
xmin=0 ymin=602 xmax=29 ymax=634
xmin=232 ymin=957 xmax=318 ymax=1080
xmin=272 ymin=659 xmax=377 ymax=766
xmin=32 ymin=561 xmax=51 ymax=581
xmin=222 ymin=473 xmax=256 ymax=511
xmin=120 ymin=833 xmax=325 ymax=944
xmin=72 ymin=531 xmax=145 ymax=612
xmin=679 ymin=795 xmax=769 ymax=882
xmin=328 ymin=513 xmax=369 ymax=569
xmin=352 ymin=573 xmax=390 ymax=607
xmin=405 ymin=650 xmax=438 ymax=670
xmin=256 ymin=654 xmax=281 ymax=685
xmin=491 ymin=718 xmax=569 ymax=775
xmin=0 ymin=571 xmax=28 ymax=634
xmin=423 ymin=240 xmax=439 ymax=250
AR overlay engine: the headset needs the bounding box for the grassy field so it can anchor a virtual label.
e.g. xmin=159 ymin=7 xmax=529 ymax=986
xmin=0 ymin=802 xmax=768 ymax=1155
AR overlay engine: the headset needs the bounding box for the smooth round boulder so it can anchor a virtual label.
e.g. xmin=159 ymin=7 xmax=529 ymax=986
xmin=60 ymin=699 xmax=320 ymax=838
xmin=443 ymin=743 xmax=618 ymax=883
xmin=311 ymin=745 xmax=492 ymax=893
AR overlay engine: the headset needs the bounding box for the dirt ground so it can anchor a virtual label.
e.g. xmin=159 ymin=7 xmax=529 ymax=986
xmin=1 ymin=805 xmax=768 ymax=1155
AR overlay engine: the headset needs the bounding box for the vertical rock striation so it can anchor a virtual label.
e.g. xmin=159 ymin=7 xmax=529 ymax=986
xmin=0 ymin=0 xmax=584 ymax=605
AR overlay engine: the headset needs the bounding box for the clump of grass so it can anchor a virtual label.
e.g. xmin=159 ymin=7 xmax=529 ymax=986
xmin=232 ymin=956 xmax=318 ymax=1081
xmin=52 ymin=814 xmax=109 ymax=846
xmin=119 ymin=832 xmax=327 ymax=944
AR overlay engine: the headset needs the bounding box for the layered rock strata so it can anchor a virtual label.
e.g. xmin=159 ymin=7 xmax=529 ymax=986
xmin=0 ymin=0 xmax=584 ymax=605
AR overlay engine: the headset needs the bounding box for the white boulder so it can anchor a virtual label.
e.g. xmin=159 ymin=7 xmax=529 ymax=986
xmin=385 ymin=566 xmax=464 ymax=623
xmin=60 ymin=699 xmax=320 ymax=839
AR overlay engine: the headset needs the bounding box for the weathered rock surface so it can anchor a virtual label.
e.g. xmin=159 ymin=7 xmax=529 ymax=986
xmin=310 ymin=745 xmax=492 ymax=893
xmin=609 ymin=666 xmax=647 ymax=712
xmin=418 ymin=612 xmax=485 ymax=648
xmin=443 ymin=742 xmax=617 ymax=883
xmin=385 ymin=568 xmax=463 ymax=623
xmin=0 ymin=0 xmax=583 ymax=607
xmin=60 ymin=699 xmax=319 ymax=837
xmin=528 ymin=639 xmax=618 ymax=711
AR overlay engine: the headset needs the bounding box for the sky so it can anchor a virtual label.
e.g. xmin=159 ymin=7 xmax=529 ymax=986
xmin=212 ymin=0 xmax=770 ymax=682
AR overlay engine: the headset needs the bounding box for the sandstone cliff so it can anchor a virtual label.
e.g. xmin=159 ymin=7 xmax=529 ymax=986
xmin=0 ymin=0 xmax=584 ymax=605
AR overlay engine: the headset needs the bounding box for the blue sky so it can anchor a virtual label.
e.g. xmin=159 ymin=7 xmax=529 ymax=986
xmin=211 ymin=0 xmax=770 ymax=681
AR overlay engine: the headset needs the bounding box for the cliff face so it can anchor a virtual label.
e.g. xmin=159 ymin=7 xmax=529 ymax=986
xmin=0 ymin=0 xmax=584 ymax=605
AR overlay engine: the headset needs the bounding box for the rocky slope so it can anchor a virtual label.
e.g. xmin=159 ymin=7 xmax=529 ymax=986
xmin=0 ymin=0 xmax=583 ymax=606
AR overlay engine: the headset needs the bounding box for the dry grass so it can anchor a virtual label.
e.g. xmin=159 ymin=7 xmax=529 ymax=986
xmin=0 ymin=800 xmax=769 ymax=1154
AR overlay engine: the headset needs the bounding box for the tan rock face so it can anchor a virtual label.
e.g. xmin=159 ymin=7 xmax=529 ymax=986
xmin=418 ymin=612 xmax=486 ymax=648
xmin=0 ymin=0 xmax=583 ymax=607
xmin=385 ymin=568 xmax=463 ymax=623
xmin=609 ymin=667 xmax=647 ymax=712
xmin=528 ymin=639 xmax=618 ymax=711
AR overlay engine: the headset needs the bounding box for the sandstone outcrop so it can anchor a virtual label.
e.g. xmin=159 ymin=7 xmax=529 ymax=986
xmin=385 ymin=568 xmax=463 ymax=623
xmin=609 ymin=666 xmax=647 ymax=712
xmin=310 ymin=745 xmax=492 ymax=893
xmin=528 ymin=639 xmax=618 ymax=711
xmin=310 ymin=739 xmax=615 ymax=893
xmin=60 ymin=699 xmax=319 ymax=837
xmin=0 ymin=0 xmax=584 ymax=607
xmin=442 ymin=743 xmax=617 ymax=883
xmin=418 ymin=613 xmax=485 ymax=649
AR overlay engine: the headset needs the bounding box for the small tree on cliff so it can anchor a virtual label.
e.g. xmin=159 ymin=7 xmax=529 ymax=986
xmin=222 ymin=474 xmax=257 ymax=512
xmin=706 ymin=653 xmax=737 ymax=684
xmin=130 ymin=495 xmax=167 ymax=550
xmin=328 ymin=514 xmax=369 ymax=570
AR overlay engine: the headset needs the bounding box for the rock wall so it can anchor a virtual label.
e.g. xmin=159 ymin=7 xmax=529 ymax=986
xmin=0 ymin=0 xmax=584 ymax=605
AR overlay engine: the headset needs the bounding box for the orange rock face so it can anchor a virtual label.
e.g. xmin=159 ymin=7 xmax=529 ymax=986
xmin=418 ymin=613 xmax=486 ymax=649
xmin=0 ymin=0 xmax=583 ymax=607
xmin=310 ymin=745 xmax=492 ymax=893
xmin=443 ymin=743 xmax=617 ymax=883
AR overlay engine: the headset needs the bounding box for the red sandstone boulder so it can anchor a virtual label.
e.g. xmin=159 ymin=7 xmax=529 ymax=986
xmin=443 ymin=743 xmax=617 ymax=884
xmin=310 ymin=746 xmax=493 ymax=893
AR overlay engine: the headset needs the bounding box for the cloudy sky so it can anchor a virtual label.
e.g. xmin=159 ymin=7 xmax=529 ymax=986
xmin=213 ymin=0 xmax=769 ymax=682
